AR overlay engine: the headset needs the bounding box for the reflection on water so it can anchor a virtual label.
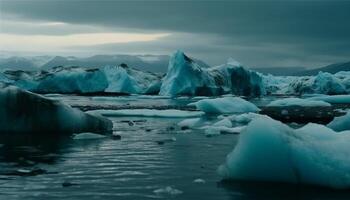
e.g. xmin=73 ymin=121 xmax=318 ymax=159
xmin=219 ymin=180 xmax=350 ymax=200
xmin=1 ymin=96 xmax=350 ymax=199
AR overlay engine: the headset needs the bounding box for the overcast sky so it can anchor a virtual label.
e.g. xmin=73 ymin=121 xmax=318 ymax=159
xmin=0 ymin=0 xmax=350 ymax=68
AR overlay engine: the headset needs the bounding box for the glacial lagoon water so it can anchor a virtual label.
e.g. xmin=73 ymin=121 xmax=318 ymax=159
xmin=1 ymin=95 xmax=350 ymax=200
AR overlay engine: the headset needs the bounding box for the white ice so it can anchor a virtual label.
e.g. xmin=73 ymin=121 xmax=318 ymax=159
xmin=189 ymin=97 xmax=260 ymax=114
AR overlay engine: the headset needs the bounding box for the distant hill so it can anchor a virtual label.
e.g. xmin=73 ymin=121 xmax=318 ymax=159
xmin=40 ymin=55 xmax=171 ymax=72
xmin=293 ymin=61 xmax=350 ymax=76
xmin=250 ymin=66 xmax=306 ymax=76
xmin=0 ymin=56 xmax=52 ymax=71
xmin=0 ymin=54 xmax=210 ymax=73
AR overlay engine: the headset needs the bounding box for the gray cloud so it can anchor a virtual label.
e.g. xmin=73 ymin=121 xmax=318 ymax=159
xmin=1 ymin=0 xmax=350 ymax=68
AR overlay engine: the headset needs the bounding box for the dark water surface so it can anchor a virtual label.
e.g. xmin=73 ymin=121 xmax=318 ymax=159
xmin=1 ymin=95 xmax=350 ymax=200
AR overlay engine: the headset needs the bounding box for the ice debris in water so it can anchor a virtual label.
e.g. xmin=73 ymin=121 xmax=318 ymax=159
xmin=218 ymin=115 xmax=350 ymax=189
xmin=153 ymin=186 xmax=183 ymax=196
xmin=73 ymin=132 xmax=107 ymax=140
xmin=193 ymin=178 xmax=206 ymax=184
xmin=189 ymin=97 xmax=260 ymax=114
xmin=267 ymin=97 xmax=331 ymax=107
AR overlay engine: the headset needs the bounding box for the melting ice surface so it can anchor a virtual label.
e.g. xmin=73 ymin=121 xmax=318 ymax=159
xmin=1 ymin=95 xmax=350 ymax=200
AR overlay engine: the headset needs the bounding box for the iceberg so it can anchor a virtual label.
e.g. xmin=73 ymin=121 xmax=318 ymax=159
xmin=218 ymin=115 xmax=350 ymax=189
xmin=0 ymin=86 xmax=112 ymax=134
xmin=102 ymin=65 xmax=142 ymax=93
xmin=262 ymin=74 xmax=298 ymax=94
xmin=36 ymin=67 xmax=108 ymax=94
xmin=267 ymin=98 xmax=331 ymax=107
xmin=288 ymin=72 xmax=347 ymax=95
xmin=159 ymin=51 xmax=265 ymax=97
xmin=4 ymin=64 xmax=162 ymax=95
xmin=327 ymin=110 xmax=350 ymax=131
xmin=190 ymin=97 xmax=260 ymax=114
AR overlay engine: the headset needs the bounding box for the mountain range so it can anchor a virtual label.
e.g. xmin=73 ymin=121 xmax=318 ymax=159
xmin=0 ymin=54 xmax=210 ymax=73
xmin=0 ymin=54 xmax=348 ymax=75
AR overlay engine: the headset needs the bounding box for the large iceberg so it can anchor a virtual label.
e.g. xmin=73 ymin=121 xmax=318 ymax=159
xmin=189 ymin=97 xmax=260 ymax=114
xmin=288 ymin=72 xmax=347 ymax=95
xmin=261 ymin=74 xmax=298 ymax=94
xmin=0 ymin=87 xmax=112 ymax=134
xmin=36 ymin=67 xmax=108 ymax=94
xmin=1 ymin=64 xmax=162 ymax=95
xmin=218 ymin=115 xmax=350 ymax=189
xmin=159 ymin=51 xmax=265 ymax=97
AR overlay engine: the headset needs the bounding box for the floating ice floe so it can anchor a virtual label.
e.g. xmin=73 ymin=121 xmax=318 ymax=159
xmin=189 ymin=97 xmax=260 ymax=114
xmin=0 ymin=86 xmax=113 ymax=134
xmin=308 ymin=94 xmax=350 ymax=104
xmin=193 ymin=178 xmax=206 ymax=184
xmin=266 ymin=97 xmax=331 ymax=107
xmin=204 ymin=126 xmax=246 ymax=137
xmin=153 ymin=186 xmax=183 ymax=196
xmin=89 ymin=109 xmax=204 ymax=118
xmin=73 ymin=132 xmax=107 ymax=140
xmin=159 ymin=51 xmax=265 ymax=97
xmin=177 ymin=118 xmax=209 ymax=129
xmin=218 ymin=115 xmax=350 ymax=189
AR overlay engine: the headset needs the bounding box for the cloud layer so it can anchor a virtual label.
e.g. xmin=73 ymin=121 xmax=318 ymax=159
xmin=1 ymin=0 xmax=350 ymax=68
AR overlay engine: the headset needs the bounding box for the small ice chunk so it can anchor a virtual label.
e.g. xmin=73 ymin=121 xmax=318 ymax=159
xmin=178 ymin=118 xmax=207 ymax=129
xmin=190 ymin=97 xmax=260 ymax=114
xmin=213 ymin=118 xmax=232 ymax=128
xmin=153 ymin=186 xmax=183 ymax=195
xmin=73 ymin=132 xmax=107 ymax=140
xmin=193 ymin=178 xmax=206 ymax=184
xmin=281 ymin=109 xmax=289 ymax=115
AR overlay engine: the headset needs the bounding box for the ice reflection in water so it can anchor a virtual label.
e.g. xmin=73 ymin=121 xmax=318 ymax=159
xmin=0 ymin=96 xmax=350 ymax=200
